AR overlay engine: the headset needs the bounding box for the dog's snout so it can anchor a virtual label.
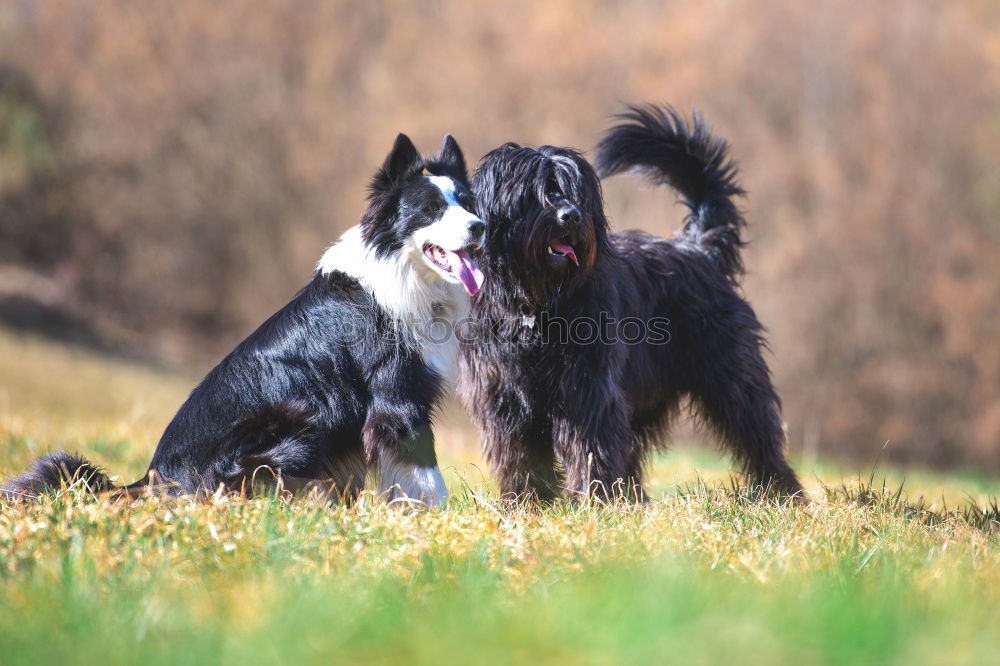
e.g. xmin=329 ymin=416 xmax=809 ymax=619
xmin=557 ymin=205 xmax=581 ymax=228
xmin=468 ymin=219 xmax=486 ymax=249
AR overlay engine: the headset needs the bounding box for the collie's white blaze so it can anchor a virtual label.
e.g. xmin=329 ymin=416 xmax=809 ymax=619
xmin=417 ymin=175 xmax=482 ymax=250
xmin=317 ymin=225 xmax=468 ymax=388
xmin=411 ymin=176 xmax=484 ymax=295
xmin=378 ymin=458 xmax=448 ymax=508
xmin=317 ymin=178 xmax=482 ymax=387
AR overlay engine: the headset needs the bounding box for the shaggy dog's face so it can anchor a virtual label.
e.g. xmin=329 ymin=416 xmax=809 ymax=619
xmin=472 ymin=143 xmax=608 ymax=298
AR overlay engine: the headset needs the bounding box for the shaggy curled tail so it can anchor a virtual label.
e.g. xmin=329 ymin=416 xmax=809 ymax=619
xmin=596 ymin=104 xmax=747 ymax=278
xmin=1 ymin=451 xmax=121 ymax=500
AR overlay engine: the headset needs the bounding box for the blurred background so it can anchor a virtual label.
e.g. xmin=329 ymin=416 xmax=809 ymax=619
xmin=1 ymin=0 xmax=999 ymax=475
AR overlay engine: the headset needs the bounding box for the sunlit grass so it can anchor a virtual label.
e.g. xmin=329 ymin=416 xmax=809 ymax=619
xmin=1 ymin=327 xmax=999 ymax=664
xmin=0 ymin=481 xmax=997 ymax=666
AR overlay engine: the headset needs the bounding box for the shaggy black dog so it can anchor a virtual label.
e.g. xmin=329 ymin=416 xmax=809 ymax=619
xmin=459 ymin=105 xmax=802 ymax=501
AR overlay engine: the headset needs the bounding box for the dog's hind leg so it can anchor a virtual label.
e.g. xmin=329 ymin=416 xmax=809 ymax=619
xmin=215 ymin=402 xmax=354 ymax=498
xmin=687 ymin=326 xmax=803 ymax=498
xmin=276 ymin=450 xmax=368 ymax=503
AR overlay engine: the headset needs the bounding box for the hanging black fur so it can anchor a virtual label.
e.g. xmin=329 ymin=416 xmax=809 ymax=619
xmin=460 ymin=104 xmax=802 ymax=501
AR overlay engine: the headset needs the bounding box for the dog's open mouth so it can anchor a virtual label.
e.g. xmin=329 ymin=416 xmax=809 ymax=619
xmin=423 ymin=244 xmax=485 ymax=296
xmin=547 ymin=239 xmax=579 ymax=266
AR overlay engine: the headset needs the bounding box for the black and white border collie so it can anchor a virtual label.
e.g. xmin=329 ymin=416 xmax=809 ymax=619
xmin=2 ymin=133 xmax=485 ymax=507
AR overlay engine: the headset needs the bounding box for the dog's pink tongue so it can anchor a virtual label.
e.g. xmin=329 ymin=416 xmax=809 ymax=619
xmin=550 ymin=243 xmax=579 ymax=266
xmin=445 ymin=250 xmax=485 ymax=296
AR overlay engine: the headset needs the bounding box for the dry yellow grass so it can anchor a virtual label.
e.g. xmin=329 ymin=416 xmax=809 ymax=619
xmin=0 ymin=327 xmax=998 ymax=664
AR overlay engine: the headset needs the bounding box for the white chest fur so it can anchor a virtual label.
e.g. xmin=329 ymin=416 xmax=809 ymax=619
xmin=411 ymin=297 xmax=468 ymax=389
xmin=318 ymin=225 xmax=468 ymax=391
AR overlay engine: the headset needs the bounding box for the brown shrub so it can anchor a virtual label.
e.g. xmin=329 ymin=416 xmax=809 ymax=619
xmin=1 ymin=0 xmax=998 ymax=468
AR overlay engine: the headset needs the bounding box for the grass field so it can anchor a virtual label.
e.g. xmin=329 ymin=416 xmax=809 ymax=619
xmin=1 ymin=327 xmax=999 ymax=665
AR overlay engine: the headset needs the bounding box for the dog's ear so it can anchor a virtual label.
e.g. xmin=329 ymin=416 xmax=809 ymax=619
xmin=372 ymin=133 xmax=422 ymax=192
xmin=436 ymin=134 xmax=468 ymax=179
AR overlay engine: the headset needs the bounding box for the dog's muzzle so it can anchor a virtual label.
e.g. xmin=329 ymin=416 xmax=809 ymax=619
xmin=556 ymin=204 xmax=581 ymax=229
xmin=545 ymin=204 xmax=582 ymax=267
xmin=468 ymin=220 xmax=486 ymax=250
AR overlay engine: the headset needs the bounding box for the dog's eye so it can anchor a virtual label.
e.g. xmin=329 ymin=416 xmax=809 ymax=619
xmin=423 ymin=202 xmax=444 ymax=215
xmin=545 ymin=178 xmax=561 ymax=202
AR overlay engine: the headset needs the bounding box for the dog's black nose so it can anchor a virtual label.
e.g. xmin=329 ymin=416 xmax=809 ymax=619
xmin=557 ymin=205 xmax=581 ymax=227
xmin=469 ymin=220 xmax=486 ymax=239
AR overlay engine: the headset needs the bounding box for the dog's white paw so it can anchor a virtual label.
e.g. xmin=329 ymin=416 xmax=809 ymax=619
xmin=378 ymin=458 xmax=448 ymax=508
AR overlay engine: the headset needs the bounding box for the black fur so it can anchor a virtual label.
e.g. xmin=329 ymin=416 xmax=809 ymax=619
xmin=598 ymin=104 xmax=747 ymax=278
xmin=1 ymin=452 xmax=115 ymax=498
xmin=460 ymin=104 xmax=802 ymax=501
xmin=2 ymin=133 xmax=479 ymax=501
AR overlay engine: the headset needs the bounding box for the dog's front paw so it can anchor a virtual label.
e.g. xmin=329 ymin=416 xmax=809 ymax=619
xmin=378 ymin=459 xmax=449 ymax=508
